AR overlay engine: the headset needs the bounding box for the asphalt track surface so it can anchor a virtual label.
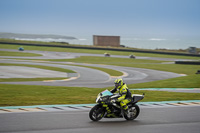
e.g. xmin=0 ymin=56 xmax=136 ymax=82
xmin=0 ymin=106 xmax=200 ymax=133
xmin=1 ymin=49 xmax=200 ymax=133
xmin=0 ymin=49 xmax=183 ymax=88
xmin=0 ymin=66 xmax=68 ymax=79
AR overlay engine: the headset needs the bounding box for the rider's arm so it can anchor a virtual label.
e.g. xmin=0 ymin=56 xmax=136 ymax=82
xmin=110 ymin=87 xmax=117 ymax=93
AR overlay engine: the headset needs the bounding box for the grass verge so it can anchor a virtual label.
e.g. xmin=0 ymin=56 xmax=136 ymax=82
xmin=0 ymin=51 xmax=42 ymax=57
xmin=128 ymin=74 xmax=200 ymax=88
xmin=0 ymin=43 xmax=199 ymax=60
xmin=44 ymin=56 xmax=199 ymax=75
xmin=0 ymin=63 xmax=75 ymax=73
xmin=0 ymin=43 xmax=200 ymax=106
xmin=40 ymin=56 xmax=169 ymax=64
xmin=1 ymin=84 xmax=200 ymax=106
xmin=66 ymin=64 xmax=123 ymax=77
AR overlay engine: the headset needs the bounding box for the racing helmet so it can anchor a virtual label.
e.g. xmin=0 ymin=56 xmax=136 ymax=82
xmin=114 ymin=78 xmax=123 ymax=89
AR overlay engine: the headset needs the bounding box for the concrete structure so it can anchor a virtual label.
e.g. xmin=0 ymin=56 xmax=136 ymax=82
xmin=188 ymin=47 xmax=197 ymax=54
xmin=93 ymin=35 xmax=120 ymax=47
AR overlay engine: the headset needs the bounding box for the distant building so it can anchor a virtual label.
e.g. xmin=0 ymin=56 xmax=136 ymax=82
xmin=188 ymin=47 xmax=197 ymax=54
xmin=93 ymin=35 xmax=120 ymax=47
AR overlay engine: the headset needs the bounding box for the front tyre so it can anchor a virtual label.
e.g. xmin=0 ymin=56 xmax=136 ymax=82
xmin=124 ymin=104 xmax=140 ymax=120
xmin=89 ymin=104 xmax=105 ymax=121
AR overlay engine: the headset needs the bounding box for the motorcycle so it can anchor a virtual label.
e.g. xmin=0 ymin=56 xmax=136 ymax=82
xmin=89 ymin=89 xmax=144 ymax=121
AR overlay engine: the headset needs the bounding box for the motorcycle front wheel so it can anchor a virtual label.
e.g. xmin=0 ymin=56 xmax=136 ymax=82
xmin=89 ymin=104 xmax=105 ymax=121
xmin=124 ymin=104 xmax=140 ymax=120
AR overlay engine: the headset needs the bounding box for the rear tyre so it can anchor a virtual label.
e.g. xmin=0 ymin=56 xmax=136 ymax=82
xmin=124 ymin=104 xmax=140 ymax=120
xmin=89 ymin=104 xmax=105 ymax=121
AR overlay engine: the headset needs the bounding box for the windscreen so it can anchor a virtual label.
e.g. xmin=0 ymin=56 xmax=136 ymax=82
xmin=101 ymin=90 xmax=113 ymax=96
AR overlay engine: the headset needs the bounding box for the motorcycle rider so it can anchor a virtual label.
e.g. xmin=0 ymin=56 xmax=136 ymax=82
xmin=110 ymin=78 xmax=132 ymax=114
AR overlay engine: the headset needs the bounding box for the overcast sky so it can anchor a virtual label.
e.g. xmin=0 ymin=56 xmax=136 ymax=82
xmin=0 ymin=0 xmax=200 ymax=37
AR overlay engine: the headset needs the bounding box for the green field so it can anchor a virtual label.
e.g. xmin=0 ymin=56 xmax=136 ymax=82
xmin=0 ymin=84 xmax=200 ymax=106
xmin=0 ymin=42 xmax=200 ymax=106
xmin=0 ymin=51 xmax=42 ymax=57
xmin=1 ymin=43 xmax=200 ymax=60
xmin=66 ymin=64 xmax=124 ymax=77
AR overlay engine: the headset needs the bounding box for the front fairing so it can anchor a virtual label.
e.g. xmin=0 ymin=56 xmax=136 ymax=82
xmin=96 ymin=90 xmax=113 ymax=103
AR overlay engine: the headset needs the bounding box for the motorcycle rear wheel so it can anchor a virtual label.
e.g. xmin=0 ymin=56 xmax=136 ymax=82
xmin=124 ymin=104 xmax=140 ymax=120
xmin=89 ymin=104 xmax=105 ymax=121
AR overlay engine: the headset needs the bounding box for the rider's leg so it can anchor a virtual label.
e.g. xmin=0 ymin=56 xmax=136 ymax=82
xmin=120 ymin=99 xmax=131 ymax=113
